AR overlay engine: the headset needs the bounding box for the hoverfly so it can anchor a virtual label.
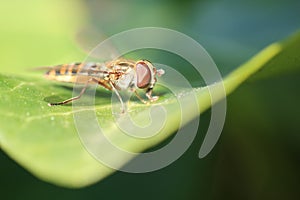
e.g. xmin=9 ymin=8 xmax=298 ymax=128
xmin=45 ymin=58 xmax=165 ymax=112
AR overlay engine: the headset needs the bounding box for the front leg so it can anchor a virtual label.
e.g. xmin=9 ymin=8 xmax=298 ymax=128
xmin=134 ymin=88 xmax=159 ymax=104
xmin=134 ymin=90 xmax=148 ymax=104
xmin=145 ymin=88 xmax=159 ymax=102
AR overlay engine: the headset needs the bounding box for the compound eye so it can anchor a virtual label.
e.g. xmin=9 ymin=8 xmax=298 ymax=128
xmin=136 ymin=61 xmax=152 ymax=88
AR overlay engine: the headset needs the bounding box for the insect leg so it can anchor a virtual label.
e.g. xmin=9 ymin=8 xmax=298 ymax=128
xmin=145 ymin=88 xmax=159 ymax=102
xmin=97 ymin=79 xmax=112 ymax=90
xmin=48 ymin=78 xmax=98 ymax=106
xmin=134 ymin=90 xmax=148 ymax=104
xmin=108 ymin=81 xmax=125 ymax=113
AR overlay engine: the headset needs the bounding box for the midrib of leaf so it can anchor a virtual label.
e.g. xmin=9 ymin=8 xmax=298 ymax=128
xmin=223 ymin=43 xmax=281 ymax=94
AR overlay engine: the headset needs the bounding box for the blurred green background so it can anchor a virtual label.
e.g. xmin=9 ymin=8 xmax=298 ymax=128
xmin=0 ymin=0 xmax=299 ymax=199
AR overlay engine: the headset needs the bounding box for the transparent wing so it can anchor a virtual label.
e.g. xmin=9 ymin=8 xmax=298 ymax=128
xmin=75 ymin=25 xmax=120 ymax=61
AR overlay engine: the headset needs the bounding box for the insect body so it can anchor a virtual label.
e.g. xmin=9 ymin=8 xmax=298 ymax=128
xmin=45 ymin=59 xmax=165 ymax=112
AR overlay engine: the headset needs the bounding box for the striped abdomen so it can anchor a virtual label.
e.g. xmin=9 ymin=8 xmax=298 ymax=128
xmin=45 ymin=62 xmax=105 ymax=83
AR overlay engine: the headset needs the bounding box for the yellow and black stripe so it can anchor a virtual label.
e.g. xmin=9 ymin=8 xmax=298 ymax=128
xmin=45 ymin=63 xmax=85 ymax=83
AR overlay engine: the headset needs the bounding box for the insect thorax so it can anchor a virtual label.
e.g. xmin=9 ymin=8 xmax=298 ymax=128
xmin=113 ymin=68 xmax=136 ymax=91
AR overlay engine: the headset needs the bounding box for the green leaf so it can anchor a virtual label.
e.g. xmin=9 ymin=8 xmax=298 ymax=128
xmin=0 ymin=32 xmax=299 ymax=188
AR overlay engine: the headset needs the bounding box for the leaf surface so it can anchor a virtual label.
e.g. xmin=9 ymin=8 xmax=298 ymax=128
xmin=0 ymin=32 xmax=299 ymax=187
